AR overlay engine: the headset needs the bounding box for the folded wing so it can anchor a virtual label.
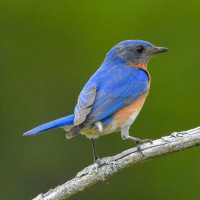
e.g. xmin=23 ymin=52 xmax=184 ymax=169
xmin=68 ymin=65 xmax=149 ymax=138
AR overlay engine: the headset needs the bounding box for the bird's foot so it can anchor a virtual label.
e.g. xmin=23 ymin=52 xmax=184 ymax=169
xmin=94 ymin=155 xmax=101 ymax=166
xmin=127 ymin=136 xmax=153 ymax=156
xmin=135 ymin=138 xmax=153 ymax=156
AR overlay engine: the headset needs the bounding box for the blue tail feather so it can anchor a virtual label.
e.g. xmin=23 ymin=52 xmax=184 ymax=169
xmin=23 ymin=114 xmax=75 ymax=136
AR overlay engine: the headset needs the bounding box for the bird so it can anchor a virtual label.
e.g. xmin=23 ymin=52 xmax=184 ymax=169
xmin=23 ymin=40 xmax=168 ymax=163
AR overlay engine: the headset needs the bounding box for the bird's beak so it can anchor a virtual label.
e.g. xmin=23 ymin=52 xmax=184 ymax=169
xmin=150 ymin=46 xmax=169 ymax=55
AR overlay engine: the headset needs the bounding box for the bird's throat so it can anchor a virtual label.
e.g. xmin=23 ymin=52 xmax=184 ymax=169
xmin=129 ymin=62 xmax=147 ymax=70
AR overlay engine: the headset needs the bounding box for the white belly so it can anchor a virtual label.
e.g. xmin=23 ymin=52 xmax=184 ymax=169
xmin=121 ymin=111 xmax=139 ymax=128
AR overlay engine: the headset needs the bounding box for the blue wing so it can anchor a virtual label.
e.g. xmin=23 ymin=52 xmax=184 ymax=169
xmin=74 ymin=63 xmax=149 ymax=126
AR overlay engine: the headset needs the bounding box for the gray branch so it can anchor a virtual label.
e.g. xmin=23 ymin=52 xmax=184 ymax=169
xmin=33 ymin=126 xmax=200 ymax=200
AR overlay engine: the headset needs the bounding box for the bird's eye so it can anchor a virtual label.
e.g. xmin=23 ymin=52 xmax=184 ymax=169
xmin=135 ymin=45 xmax=144 ymax=54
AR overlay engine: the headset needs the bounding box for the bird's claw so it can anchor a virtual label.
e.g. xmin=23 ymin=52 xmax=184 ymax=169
xmin=94 ymin=156 xmax=101 ymax=166
xmin=135 ymin=139 xmax=153 ymax=156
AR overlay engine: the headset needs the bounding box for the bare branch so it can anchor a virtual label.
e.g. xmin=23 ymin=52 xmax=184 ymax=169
xmin=33 ymin=126 xmax=200 ymax=200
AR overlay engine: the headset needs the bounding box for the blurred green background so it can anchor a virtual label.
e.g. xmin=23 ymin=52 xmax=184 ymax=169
xmin=0 ymin=0 xmax=200 ymax=199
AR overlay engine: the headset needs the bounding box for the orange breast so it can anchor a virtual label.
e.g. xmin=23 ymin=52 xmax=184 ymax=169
xmin=114 ymin=94 xmax=148 ymax=126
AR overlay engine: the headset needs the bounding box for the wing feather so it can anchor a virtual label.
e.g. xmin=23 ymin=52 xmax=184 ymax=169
xmin=74 ymin=87 xmax=96 ymax=125
xmin=73 ymin=64 xmax=149 ymax=128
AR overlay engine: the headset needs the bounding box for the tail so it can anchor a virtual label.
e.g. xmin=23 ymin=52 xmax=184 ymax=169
xmin=23 ymin=114 xmax=75 ymax=136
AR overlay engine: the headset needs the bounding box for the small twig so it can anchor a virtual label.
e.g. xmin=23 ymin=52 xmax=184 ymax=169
xmin=33 ymin=126 xmax=200 ymax=200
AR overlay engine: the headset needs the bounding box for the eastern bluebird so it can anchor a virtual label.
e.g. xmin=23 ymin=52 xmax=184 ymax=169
xmin=23 ymin=40 xmax=168 ymax=163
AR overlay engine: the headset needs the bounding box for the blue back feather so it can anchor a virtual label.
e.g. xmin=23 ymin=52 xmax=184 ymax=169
xmin=75 ymin=60 xmax=149 ymax=124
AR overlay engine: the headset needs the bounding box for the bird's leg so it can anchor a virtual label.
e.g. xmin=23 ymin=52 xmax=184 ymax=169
xmin=121 ymin=126 xmax=153 ymax=156
xmin=90 ymin=138 xmax=101 ymax=165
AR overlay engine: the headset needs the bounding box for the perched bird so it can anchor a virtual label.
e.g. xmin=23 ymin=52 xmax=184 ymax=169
xmin=23 ymin=40 xmax=168 ymax=163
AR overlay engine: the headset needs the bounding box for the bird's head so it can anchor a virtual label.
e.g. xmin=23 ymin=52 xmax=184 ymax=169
xmin=106 ymin=40 xmax=168 ymax=69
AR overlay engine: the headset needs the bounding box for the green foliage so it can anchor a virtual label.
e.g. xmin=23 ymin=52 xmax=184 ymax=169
xmin=0 ymin=0 xmax=200 ymax=199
